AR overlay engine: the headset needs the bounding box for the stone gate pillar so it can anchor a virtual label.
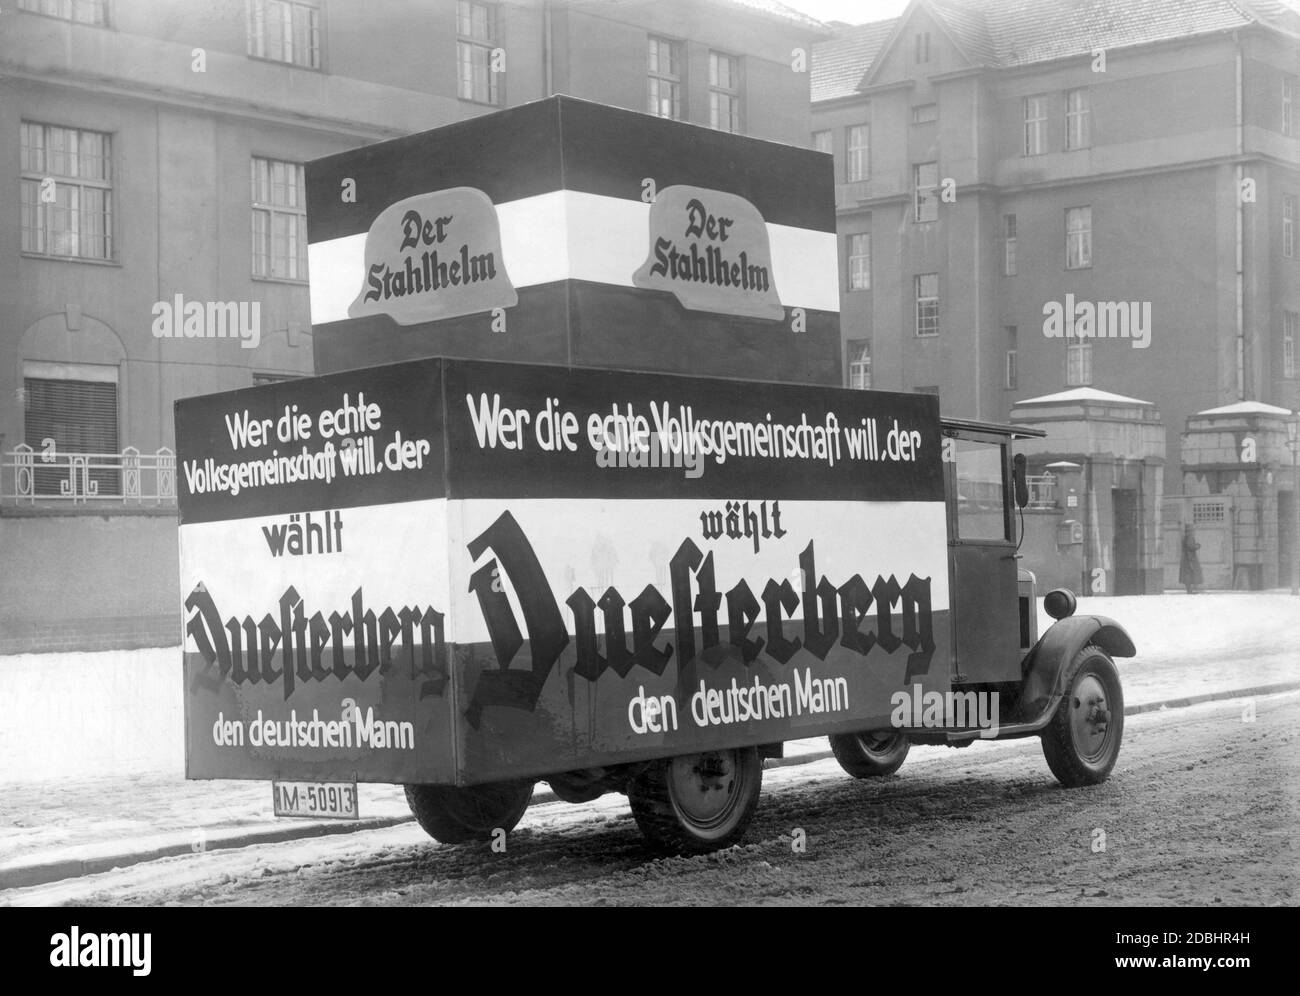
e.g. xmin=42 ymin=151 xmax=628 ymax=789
xmin=1179 ymin=402 xmax=1296 ymax=590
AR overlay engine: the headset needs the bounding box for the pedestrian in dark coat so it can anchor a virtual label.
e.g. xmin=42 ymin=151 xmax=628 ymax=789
xmin=1180 ymin=523 xmax=1203 ymax=594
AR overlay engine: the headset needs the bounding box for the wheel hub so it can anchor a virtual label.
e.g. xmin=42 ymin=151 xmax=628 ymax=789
xmin=1069 ymin=674 xmax=1111 ymax=761
xmin=669 ymin=751 xmax=738 ymax=825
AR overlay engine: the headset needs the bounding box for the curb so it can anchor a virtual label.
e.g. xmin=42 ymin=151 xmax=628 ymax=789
xmin=4 ymin=680 xmax=1298 ymax=893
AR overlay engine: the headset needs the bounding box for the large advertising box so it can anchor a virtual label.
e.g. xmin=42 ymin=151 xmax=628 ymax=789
xmin=304 ymin=95 xmax=841 ymax=386
xmin=177 ymin=359 xmax=951 ymax=785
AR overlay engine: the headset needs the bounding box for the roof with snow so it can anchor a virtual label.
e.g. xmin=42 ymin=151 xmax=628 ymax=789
xmin=1196 ymin=401 xmax=1295 ymax=416
xmin=704 ymin=0 xmax=829 ymax=30
xmin=811 ymin=18 xmax=898 ymax=102
xmin=1015 ymin=388 xmax=1154 ymax=406
xmin=812 ymin=0 xmax=1300 ymax=102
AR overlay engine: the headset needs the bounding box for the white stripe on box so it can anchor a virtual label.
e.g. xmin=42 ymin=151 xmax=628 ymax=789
xmin=178 ymin=498 xmax=948 ymax=647
xmin=307 ymin=190 xmax=839 ymax=326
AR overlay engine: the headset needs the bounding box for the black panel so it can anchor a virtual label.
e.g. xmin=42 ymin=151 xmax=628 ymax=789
xmin=556 ymin=96 xmax=836 ymax=233
xmin=567 ymin=280 xmax=839 ymax=385
xmin=442 ymin=358 xmax=945 ymax=502
xmin=304 ymin=96 xmax=836 ymax=243
xmin=175 ymin=359 xmax=445 ymax=524
xmin=305 ymin=100 xmax=564 ymax=243
xmin=311 ymin=283 xmax=573 ymax=375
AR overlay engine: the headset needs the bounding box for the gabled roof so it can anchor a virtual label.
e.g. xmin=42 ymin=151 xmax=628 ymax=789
xmin=974 ymin=0 xmax=1268 ymax=69
xmin=928 ymin=0 xmax=998 ymax=65
xmin=567 ymin=0 xmax=829 ymax=32
xmin=1015 ymin=388 xmax=1154 ymax=406
xmin=1197 ymin=401 xmax=1294 ymax=416
xmin=702 ymin=0 xmax=829 ymax=30
xmin=810 ymin=18 xmax=898 ymax=102
xmin=812 ymin=0 xmax=1300 ymax=103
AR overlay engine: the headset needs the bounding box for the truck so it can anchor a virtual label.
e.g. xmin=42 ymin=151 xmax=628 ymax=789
xmin=174 ymin=96 xmax=1133 ymax=854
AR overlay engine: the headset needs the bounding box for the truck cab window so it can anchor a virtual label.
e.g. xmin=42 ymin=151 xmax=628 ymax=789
xmin=954 ymin=438 xmax=1009 ymax=541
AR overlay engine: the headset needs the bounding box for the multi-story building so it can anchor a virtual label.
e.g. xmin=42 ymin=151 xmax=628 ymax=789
xmin=0 ymin=0 xmax=825 ymax=651
xmin=813 ymin=0 xmax=1300 ymax=592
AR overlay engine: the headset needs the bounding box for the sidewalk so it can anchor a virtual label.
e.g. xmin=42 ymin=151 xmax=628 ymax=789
xmin=2 ymin=592 xmax=1298 ymax=890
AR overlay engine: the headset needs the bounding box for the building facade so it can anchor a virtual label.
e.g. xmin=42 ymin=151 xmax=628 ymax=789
xmin=0 ymin=0 xmax=824 ymax=651
xmin=813 ymin=0 xmax=1300 ymax=592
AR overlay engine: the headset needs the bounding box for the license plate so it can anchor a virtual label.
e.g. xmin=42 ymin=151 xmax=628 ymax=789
xmin=272 ymin=780 xmax=360 ymax=820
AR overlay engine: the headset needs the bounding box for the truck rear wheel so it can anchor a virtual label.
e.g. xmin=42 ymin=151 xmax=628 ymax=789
xmin=628 ymin=747 xmax=762 ymax=854
xmin=404 ymin=780 xmax=533 ymax=844
xmin=1040 ymin=645 xmax=1124 ymax=787
xmin=828 ymin=730 xmax=910 ymax=778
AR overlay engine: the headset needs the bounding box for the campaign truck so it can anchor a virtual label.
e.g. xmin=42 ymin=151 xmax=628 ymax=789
xmin=175 ymin=97 xmax=1134 ymax=853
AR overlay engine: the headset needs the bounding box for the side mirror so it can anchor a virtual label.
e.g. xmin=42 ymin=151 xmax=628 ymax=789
xmin=1012 ymin=453 xmax=1029 ymax=509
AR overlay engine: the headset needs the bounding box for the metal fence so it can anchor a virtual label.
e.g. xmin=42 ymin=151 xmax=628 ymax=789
xmin=1026 ymin=473 xmax=1057 ymax=509
xmin=1 ymin=444 xmax=176 ymax=507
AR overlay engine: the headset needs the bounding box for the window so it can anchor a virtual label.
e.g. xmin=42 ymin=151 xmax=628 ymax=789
xmin=20 ymin=122 xmax=113 ymax=261
xmin=915 ymin=32 xmax=931 ymax=63
xmin=1066 ymin=325 xmax=1092 ymax=386
xmin=1005 ymin=327 xmax=1018 ymax=389
xmin=848 ymin=341 xmax=871 ymax=390
xmin=812 ymin=130 xmax=832 ymax=155
xmin=251 ymin=157 xmax=308 ymax=281
xmin=848 ymin=233 xmax=871 ymax=290
xmin=648 ymin=36 xmax=682 ymax=120
xmin=846 ymin=124 xmax=869 ymax=182
xmin=915 ymin=273 xmax=939 ymax=337
xmin=1285 ymin=75 xmax=1295 ymax=137
xmin=457 ymin=1 xmax=502 ymax=104
xmin=912 ymin=103 xmax=937 ymax=124
xmin=1024 ymin=94 xmax=1048 ymax=155
xmin=18 ymin=0 xmax=108 ymax=24
xmin=1285 ymin=194 xmax=1295 ymax=259
xmin=247 ymin=0 xmax=320 ymax=70
xmin=1003 ymin=213 xmax=1017 ymax=276
xmin=1066 ymin=206 xmax=1092 ymax=269
xmin=23 ymin=364 xmax=119 ymax=496
xmin=913 ymin=162 xmax=938 ymax=222
xmin=1285 ymin=311 xmax=1297 ymax=379
xmin=709 ymin=51 xmax=741 ymax=133
xmin=1065 ymin=88 xmax=1090 ymax=149
xmin=954 ymin=438 xmax=1008 ymax=541
xmin=1192 ymin=500 xmax=1227 ymax=525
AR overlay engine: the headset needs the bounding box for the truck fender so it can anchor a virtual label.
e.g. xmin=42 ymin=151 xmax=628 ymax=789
xmin=1010 ymin=615 xmax=1136 ymax=727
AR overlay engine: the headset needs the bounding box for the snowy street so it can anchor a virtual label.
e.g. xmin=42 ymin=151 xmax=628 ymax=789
xmin=2 ymin=591 xmax=1297 ymax=905
xmin=5 ymin=691 xmax=1296 ymax=906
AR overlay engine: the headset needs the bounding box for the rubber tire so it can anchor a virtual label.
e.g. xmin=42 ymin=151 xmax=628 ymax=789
xmin=628 ymin=747 xmax=763 ymax=854
xmin=1040 ymin=645 xmax=1124 ymax=787
xmin=403 ymin=780 xmax=533 ymax=844
xmin=828 ymin=730 xmax=910 ymax=778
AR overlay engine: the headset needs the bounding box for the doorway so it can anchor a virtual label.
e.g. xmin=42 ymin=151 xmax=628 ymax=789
xmin=1112 ymin=489 xmax=1140 ymax=595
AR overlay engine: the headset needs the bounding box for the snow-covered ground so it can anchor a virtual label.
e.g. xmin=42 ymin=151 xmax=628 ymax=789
xmin=0 ymin=591 xmax=1296 ymax=878
xmin=6 ymin=693 xmax=1297 ymax=907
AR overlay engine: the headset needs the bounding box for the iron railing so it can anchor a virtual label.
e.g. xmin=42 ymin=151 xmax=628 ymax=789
xmin=1 ymin=445 xmax=175 ymax=507
xmin=1026 ymin=473 xmax=1057 ymax=509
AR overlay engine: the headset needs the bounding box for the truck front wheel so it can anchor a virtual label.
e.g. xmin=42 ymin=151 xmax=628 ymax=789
xmin=628 ymin=747 xmax=762 ymax=853
xmin=1040 ymin=645 xmax=1124 ymax=787
xmin=404 ymin=780 xmax=533 ymax=844
xmin=828 ymin=730 xmax=910 ymax=777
